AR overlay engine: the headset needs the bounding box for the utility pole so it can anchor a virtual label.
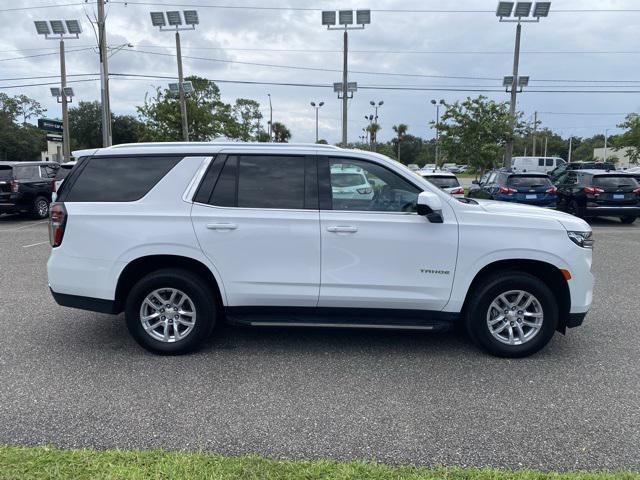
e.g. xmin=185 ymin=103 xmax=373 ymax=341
xmin=97 ymin=0 xmax=112 ymax=146
xmin=268 ymin=93 xmax=273 ymax=142
xmin=59 ymin=39 xmax=71 ymax=162
xmin=505 ymin=22 xmax=521 ymax=168
xmin=604 ymin=129 xmax=609 ymax=162
xmin=568 ymin=136 xmax=573 ymax=162
xmin=532 ymin=110 xmax=537 ymax=156
xmin=431 ymin=99 xmax=445 ymax=167
xmin=175 ymin=31 xmax=188 ymax=141
xmin=341 ymin=30 xmax=348 ymax=146
xmin=544 ymin=136 xmax=548 ymax=157
xmin=310 ymin=101 xmax=324 ymax=143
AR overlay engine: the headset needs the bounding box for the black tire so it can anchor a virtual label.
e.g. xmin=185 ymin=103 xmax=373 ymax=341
xmin=31 ymin=196 xmax=50 ymax=219
xmin=620 ymin=216 xmax=636 ymax=224
xmin=125 ymin=268 xmax=217 ymax=354
xmin=464 ymin=272 xmax=559 ymax=358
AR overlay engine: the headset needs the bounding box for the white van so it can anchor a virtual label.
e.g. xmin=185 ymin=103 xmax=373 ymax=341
xmin=512 ymin=156 xmax=565 ymax=174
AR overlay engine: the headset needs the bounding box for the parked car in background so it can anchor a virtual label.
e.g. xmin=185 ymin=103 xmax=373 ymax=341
xmin=407 ymin=164 xmax=420 ymax=172
xmin=418 ymin=170 xmax=465 ymax=198
xmin=52 ymin=161 xmax=77 ymax=202
xmin=48 ymin=142 xmax=593 ymax=358
xmin=456 ymin=165 xmax=469 ymax=173
xmin=0 ymin=161 xmax=59 ymax=219
xmin=549 ymin=161 xmax=615 ymax=183
xmin=467 ymin=170 xmax=557 ymax=208
xmin=556 ymin=170 xmax=640 ymax=223
xmin=330 ymin=166 xmax=374 ymax=201
xmin=512 ymin=156 xmax=565 ymax=174
xmin=423 ymin=163 xmax=436 ymax=170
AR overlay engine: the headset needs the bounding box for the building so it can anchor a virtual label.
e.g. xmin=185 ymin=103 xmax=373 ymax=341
xmin=593 ymin=146 xmax=636 ymax=168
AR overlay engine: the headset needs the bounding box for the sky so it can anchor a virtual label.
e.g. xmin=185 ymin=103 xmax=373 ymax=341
xmin=1 ymin=0 xmax=640 ymax=145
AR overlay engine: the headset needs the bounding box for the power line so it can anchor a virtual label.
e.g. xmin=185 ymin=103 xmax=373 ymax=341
xmin=538 ymin=112 xmax=631 ymax=116
xmin=0 ymin=2 xmax=85 ymax=12
xmin=0 ymin=78 xmax=100 ymax=90
xmin=0 ymin=47 xmax=95 ymax=62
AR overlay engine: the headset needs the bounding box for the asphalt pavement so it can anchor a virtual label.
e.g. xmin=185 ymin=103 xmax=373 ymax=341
xmin=0 ymin=214 xmax=638 ymax=471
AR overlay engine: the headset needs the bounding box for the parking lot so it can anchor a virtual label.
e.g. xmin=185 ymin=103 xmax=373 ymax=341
xmin=0 ymin=214 xmax=638 ymax=471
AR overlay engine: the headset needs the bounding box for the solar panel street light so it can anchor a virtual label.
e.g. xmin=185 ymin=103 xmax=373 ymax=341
xmin=182 ymin=81 xmax=194 ymax=93
xmin=514 ymin=2 xmax=532 ymax=17
xmin=496 ymin=2 xmax=514 ymax=17
xmin=50 ymin=87 xmax=61 ymax=97
xmin=166 ymin=11 xmax=182 ymax=26
xmin=183 ymin=10 xmax=199 ymax=25
xmin=62 ymin=87 xmax=74 ymax=97
xmin=533 ymin=2 xmax=551 ymax=17
xmin=356 ymin=10 xmax=371 ymax=25
xmin=518 ymin=75 xmax=530 ymax=87
xmin=339 ymin=10 xmax=354 ymax=25
xmin=322 ymin=11 xmax=336 ymax=26
xmin=65 ymin=20 xmax=82 ymax=34
xmin=503 ymin=76 xmax=514 ymax=87
xmin=168 ymin=83 xmax=180 ymax=93
xmin=150 ymin=12 xmax=166 ymax=27
xmin=50 ymin=20 xmax=66 ymax=35
xmin=34 ymin=21 xmax=51 ymax=35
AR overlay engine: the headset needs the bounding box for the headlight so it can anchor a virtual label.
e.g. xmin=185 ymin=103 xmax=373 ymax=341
xmin=567 ymin=231 xmax=594 ymax=249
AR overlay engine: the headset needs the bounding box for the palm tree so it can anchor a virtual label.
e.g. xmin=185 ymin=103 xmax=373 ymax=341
xmin=366 ymin=122 xmax=381 ymax=151
xmin=393 ymin=124 xmax=408 ymax=162
xmin=271 ymin=122 xmax=291 ymax=143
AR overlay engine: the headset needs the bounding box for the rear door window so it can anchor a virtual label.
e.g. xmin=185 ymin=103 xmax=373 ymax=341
xmin=41 ymin=165 xmax=58 ymax=179
xmin=546 ymin=158 xmax=554 ymax=167
xmin=63 ymin=156 xmax=182 ymax=202
xmin=13 ymin=165 xmax=40 ymax=179
xmin=507 ymin=176 xmax=552 ymax=188
xmin=538 ymin=158 xmax=545 ymax=167
xmin=424 ymin=176 xmax=460 ymax=188
xmin=0 ymin=166 xmax=12 ymax=181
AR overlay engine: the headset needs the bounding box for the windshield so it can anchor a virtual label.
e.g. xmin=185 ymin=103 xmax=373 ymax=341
xmin=424 ymin=176 xmax=460 ymax=188
xmin=331 ymin=173 xmax=367 ymax=187
xmin=507 ymin=176 xmax=551 ymax=188
xmin=0 ymin=166 xmax=12 ymax=181
xmin=593 ymin=176 xmax=639 ymax=189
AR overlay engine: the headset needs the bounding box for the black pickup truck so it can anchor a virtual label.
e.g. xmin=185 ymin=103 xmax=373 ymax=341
xmin=0 ymin=161 xmax=60 ymax=219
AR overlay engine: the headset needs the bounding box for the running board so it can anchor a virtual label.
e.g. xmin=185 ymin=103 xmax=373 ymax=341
xmin=224 ymin=306 xmax=458 ymax=332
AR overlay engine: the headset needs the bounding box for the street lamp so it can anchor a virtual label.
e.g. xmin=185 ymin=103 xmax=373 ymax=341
xmin=267 ymin=93 xmax=273 ymax=142
xmin=431 ymin=99 xmax=445 ymax=167
xmin=34 ymin=19 xmax=81 ymax=162
xmin=497 ymin=1 xmax=551 ymax=167
xmin=322 ymin=8 xmax=371 ymax=146
xmin=150 ymin=9 xmax=199 ymax=141
xmin=310 ymin=101 xmax=324 ymax=143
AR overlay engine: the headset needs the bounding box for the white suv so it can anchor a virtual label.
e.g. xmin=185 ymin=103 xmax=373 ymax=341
xmin=48 ymin=142 xmax=594 ymax=357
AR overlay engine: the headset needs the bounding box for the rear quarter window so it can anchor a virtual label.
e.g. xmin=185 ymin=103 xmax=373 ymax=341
xmin=0 ymin=166 xmax=12 ymax=181
xmin=63 ymin=156 xmax=183 ymax=202
xmin=425 ymin=176 xmax=460 ymax=188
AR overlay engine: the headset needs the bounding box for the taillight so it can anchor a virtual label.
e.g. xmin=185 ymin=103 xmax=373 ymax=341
xmin=584 ymin=186 xmax=604 ymax=195
xmin=450 ymin=187 xmax=465 ymax=195
xmin=51 ymin=180 xmax=57 ymax=193
xmin=356 ymin=187 xmax=372 ymax=194
xmin=49 ymin=202 xmax=67 ymax=247
xmin=546 ymin=186 xmax=557 ymax=194
xmin=10 ymin=180 xmax=18 ymax=193
xmin=499 ymin=187 xmax=517 ymax=194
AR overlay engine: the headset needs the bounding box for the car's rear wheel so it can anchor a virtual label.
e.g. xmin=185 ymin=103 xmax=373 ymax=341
xmin=125 ymin=268 xmax=217 ymax=354
xmin=31 ymin=196 xmax=49 ymax=219
xmin=620 ymin=216 xmax=636 ymax=224
xmin=465 ymin=272 xmax=558 ymax=358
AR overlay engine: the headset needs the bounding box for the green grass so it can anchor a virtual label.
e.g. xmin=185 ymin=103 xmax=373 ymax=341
xmin=1 ymin=445 xmax=638 ymax=480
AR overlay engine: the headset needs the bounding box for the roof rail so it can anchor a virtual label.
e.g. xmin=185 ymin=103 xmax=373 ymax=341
xmin=107 ymin=141 xmax=342 ymax=150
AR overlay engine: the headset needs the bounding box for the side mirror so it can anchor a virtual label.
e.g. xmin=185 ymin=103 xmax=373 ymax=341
xmin=417 ymin=191 xmax=444 ymax=223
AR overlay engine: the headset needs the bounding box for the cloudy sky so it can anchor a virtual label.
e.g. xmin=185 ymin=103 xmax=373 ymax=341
xmin=2 ymin=0 xmax=640 ymax=145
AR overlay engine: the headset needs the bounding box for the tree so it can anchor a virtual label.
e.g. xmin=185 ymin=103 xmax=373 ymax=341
xmin=14 ymin=94 xmax=46 ymax=126
xmin=437 ymin=96 xmax=516 ymax=173
xmin=271 ymin=122 xmax=291 ymax=143
xmin=69 ymin=101 xmax=143 ymax=149
xmin=228 ymin=98 xmax=263 ymax=141
xmin=392 ymin=124 xmax=408 ymax=162
xmin=317 ymin=139 xmax=328 ymax=144
xmin=256 ymin=131 xmax=271 ymax=142
xmin=615 ymin=113 xmax=640 ymax=164
xmin=0 ymin=93 xmax=46 ymax=161
xmin=137 ymin=76 xmax=234 ymax=141
xmin=366 ymin=122 xmax=381 ymax=147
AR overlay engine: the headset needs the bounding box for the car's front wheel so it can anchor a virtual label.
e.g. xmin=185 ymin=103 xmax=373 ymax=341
xmin=125 ymin=268 xmax=217 ymax=354
xmin=465 ymin=272 xmax=558 ymax=358
xmin=620 ymin=216 xmax=636 ymax=224
xmin=31 ymin=196 xmax=50 ymax=219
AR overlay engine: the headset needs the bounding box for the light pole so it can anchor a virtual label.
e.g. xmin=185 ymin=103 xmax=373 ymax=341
xmin=34 ymin=20 xmax=81 ymax=162
xmin=310 ymin=101 xmax=324 ymax=143
xmin=150 ymin=10 xmax=199 ymax=142
xmin=267 ymin=93 xmax=273 ymax=142
xmin=431 ymin=99 xmax=445 ymax=167
xmin=604 ymin=128 xmax=609 ymax=162
xmin=497 ymin=1 xmax=551 ymax=167
xmin=322 ymin=9 xmax=371 ymax=146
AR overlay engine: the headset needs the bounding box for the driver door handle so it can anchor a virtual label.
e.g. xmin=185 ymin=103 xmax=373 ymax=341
xmin=327 ymin=225 xmax=358 ymax=233
xmin=207 ymin=223 xmax=238 ymax=231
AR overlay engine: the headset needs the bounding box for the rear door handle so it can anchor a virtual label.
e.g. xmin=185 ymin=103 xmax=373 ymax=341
xmin=206 ymin=223 xmax=238 ymax=231
xmin=326 ymin=225 xmax=358 ymax=233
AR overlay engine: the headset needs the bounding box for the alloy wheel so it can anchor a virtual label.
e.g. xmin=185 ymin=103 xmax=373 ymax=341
xmin=139 ymin=288 xmax=196 ymax=343
xmin=486 ymin=290 xmax=544 ymax=346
